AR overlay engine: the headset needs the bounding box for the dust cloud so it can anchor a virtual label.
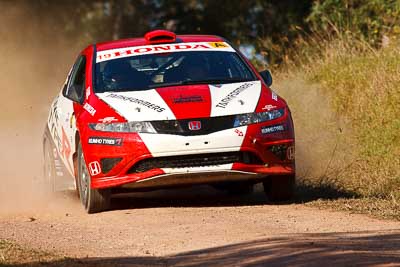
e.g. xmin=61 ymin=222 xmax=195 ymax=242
xmin=0 ymin=2 xmax=351 ymax=214
xmin=0 ymin=2 xmax=82 ymax=213
xmin=274 ymin=74 xmax=354 ymax=186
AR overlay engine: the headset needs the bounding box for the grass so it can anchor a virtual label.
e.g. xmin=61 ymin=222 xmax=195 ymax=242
xmin=273 ymin=34 xmax=400 ymax=219
xmin=0 ymin=239 xmax=59 ymax=266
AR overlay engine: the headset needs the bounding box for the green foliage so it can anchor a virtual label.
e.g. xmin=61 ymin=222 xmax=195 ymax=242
xmin=306 ymin=41 xmax=400 ymax=200
xmin=308 ymin=0 xmax=400 ymax=45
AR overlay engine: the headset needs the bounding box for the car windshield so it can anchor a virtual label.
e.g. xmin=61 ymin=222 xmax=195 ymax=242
xmin=94 ymin=51 xmax=256 ymax=93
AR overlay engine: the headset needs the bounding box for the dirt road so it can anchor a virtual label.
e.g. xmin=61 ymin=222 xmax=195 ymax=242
xmin=0 ymin=4 xmax=399 ymax=266
xmin=0 ymin=188 xmax=399 ymax=266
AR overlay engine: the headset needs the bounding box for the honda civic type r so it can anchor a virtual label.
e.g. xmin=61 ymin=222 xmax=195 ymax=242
xmin=43 ymin=30 xmax=295 ymax=213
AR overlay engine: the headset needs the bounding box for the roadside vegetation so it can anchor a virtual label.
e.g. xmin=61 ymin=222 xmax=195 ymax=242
xmin=0 ymin=239 xmax=60 ymax=266
xmin=272 ymin=0 xmax=400 ymax=220
xmin=2 ymin=1 xmax=399 ymax=220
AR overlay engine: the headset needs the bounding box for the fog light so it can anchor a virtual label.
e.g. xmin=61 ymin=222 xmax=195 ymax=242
xmin=268 ymin=145 xmax=287 ymax=161
xmin=100 ymin=157 xmax=122 ymax=174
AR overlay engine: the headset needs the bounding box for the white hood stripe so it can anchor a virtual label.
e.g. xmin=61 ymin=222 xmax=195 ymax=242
xmin=210 ymin=81 xmax=261 ymax=117
xmin=96 ymin=42 xmax=235 ymax=63
xmin=97 ymin=81 xmax=262 ymax=122
xmin=97 ymin=90 xmax=176 ymax=121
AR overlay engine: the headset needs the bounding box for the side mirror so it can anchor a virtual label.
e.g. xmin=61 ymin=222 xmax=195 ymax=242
xmin=63 ymin=84 xmax=83 ymax=104
xmin=259 ymin=70 xmax=273 ymax=87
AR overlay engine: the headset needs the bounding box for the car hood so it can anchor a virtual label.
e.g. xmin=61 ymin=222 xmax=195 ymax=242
xmin=96 ymin=81 xmax=264 ymax=121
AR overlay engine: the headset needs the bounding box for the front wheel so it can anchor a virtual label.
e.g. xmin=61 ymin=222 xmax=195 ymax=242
xmin=77 ymin=143 xmax=110 ymax=213
xmin=263 ymin=175 xmax=295 ymax=202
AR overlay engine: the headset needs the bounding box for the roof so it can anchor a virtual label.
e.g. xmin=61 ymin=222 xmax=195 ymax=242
xmin=96 ymin=34 xmax=226 ymax=51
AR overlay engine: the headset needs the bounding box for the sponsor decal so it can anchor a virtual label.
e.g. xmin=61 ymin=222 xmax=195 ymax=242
xmin=83 ymin=102 xmax=96 ymax=116
xmin=272 ymin=91 xmax=278 ymax=101
xmin=208 ymin=42 xmax=229 ymax=48
xmin=86 ymin=86 xmax=91 ymax=100
xmin=49 ymin=97 xmax=62 ymax=151
xmin=261 ymin=124 xmax=285 ymax=134
xmin=188 ymin=121 xmax=202 ymax=131
xmin=262 ymin=104 xmax=277 ymax=111
xmin=98 ymin=117 xmax=119 ymax=123
xmin=88 ymin=137 xmax=123 ymax=146
xmin=287 ymin=145 xmax=295 ymax=160
xmin=88 ymin=161 xmax=101 ymax=176
xmin=173 ymin=95 xmax=203 ymax=103
xmin=215 ymin=82 xmax=253 ymax=108
xmin=96 ymin=42 xmax=235 ymax=63
xmin=69 ymin=112 xmax=75 ymax=129
xmin=54 ymin=158 xmax=64 ymax=177
xmin=61 ymin=127 xmax=73 ymax=171
xmin=234 ymin=129 xmax=244 ymax=136
xmin=107 ymin=93 xmax=165 ymax=112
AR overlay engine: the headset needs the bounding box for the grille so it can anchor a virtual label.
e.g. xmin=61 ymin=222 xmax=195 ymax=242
xmin=127 ymin=152 xmax=263 ymax=173
xmin=151 ymin=115 xmax=236 ymax=136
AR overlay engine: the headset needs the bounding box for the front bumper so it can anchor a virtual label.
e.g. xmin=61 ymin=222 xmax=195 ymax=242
xmin=81 ymin=115 xmax=295 ymax=189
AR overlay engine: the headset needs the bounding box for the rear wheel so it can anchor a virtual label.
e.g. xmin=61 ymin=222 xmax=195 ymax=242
xmin=43 ymin=138 xmax=56 ymax=193
xmin=77 ymin=143 xmax=110 ymax=213
xmin=263 ymin=175 xmax=295 ymax=202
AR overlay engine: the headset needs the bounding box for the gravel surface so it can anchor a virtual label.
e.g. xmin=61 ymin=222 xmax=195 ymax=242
xmin=0 ymin=187 xmax=399 ymax=266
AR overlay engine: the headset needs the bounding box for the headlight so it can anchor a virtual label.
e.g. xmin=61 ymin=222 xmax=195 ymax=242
xmin=89 ymin=121 xmax=156 ymax=133
xmin=233 ymin=108 xmax=284 ymax=127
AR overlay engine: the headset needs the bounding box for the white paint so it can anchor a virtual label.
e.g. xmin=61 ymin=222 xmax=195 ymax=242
xmin=88 ymin=161 xmax=101 ymax=176
xmin=162 ymin=164 xmax=233 ymax=174
xmin=96 ymin=42 xmax=235 ymax=63
xmin=83 ymin=102 xmax=96 ymax=116
xmin=97 ymin=90 xmax=176 ymax=121
xmin=86 ymin=86 xmax=91 ymax=100
xmin=210 ymin=81 xmax=262 ymax=117
xmin=262 ymin=104 xmax=277 ymax=111
xmin=272 ymin=91 xmax=278 ymax=101
xmin=47 ymin=92 xmax=76 ymax=176
xmin=139 ymin=126 xmax=247 ymax=157
xmin=98 ymin=116 xmax=119 ymax=123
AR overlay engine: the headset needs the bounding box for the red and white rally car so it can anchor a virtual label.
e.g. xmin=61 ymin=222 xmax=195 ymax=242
xmin=43 ymin=30 xmax=295 ymax=213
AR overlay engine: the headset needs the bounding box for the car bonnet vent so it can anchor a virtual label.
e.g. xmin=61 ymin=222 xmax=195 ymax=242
xmin=144 ymin=30 xmax=176 ymax=44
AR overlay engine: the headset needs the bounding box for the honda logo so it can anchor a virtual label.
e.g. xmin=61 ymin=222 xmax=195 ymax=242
xmin=286 ymin=146 xmax=295 ymax=161
xmin=188 ymin=121 xmax=201 ymax=131
xmin=88 ymin=161 xmax=101 ymax=176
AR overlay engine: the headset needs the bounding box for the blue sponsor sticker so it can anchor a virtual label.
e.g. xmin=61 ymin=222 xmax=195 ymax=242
xmin=261 ymin=124 xmax=285 ymax=134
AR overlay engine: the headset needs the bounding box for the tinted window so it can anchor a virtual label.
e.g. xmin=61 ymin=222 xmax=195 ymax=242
xmin=66 ymin=56 xmax=86 ymax=100
xmin=94 ymin=51 xmax=256 ymax=93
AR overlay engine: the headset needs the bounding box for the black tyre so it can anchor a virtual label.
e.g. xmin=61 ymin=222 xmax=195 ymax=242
xmin=77 ymin=143 xmax=110 ymax=213
xmin=43 ymin=138 xmax=56 ymax=193
xmin=214 ymin=182 xmax=254 ymax=195
xmin=263 ymin=175 xmax=295 ymax=202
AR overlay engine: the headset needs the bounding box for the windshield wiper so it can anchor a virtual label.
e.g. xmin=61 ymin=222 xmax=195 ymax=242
xmin=181 ymin=77 xmax=256 ymax=85
xmin=147 ymin=81 xmax=184 ymax=89
xmin=146 ymin=77 xmax=256 ymax=90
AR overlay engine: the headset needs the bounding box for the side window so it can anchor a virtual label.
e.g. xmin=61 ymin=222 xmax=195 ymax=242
xmin=65 ymin=56 xmax=86 ymax=102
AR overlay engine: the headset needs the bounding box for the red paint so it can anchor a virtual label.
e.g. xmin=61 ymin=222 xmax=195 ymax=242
xmin=144 ymin=30 xmax=176 ymax=44
xmin=156 ymin=85 xmax=212 ymax=119
xmin=52 ymin=30 xmax=295 ymax=191
xmin=61 ymin=127 xmax=72 ymax=172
